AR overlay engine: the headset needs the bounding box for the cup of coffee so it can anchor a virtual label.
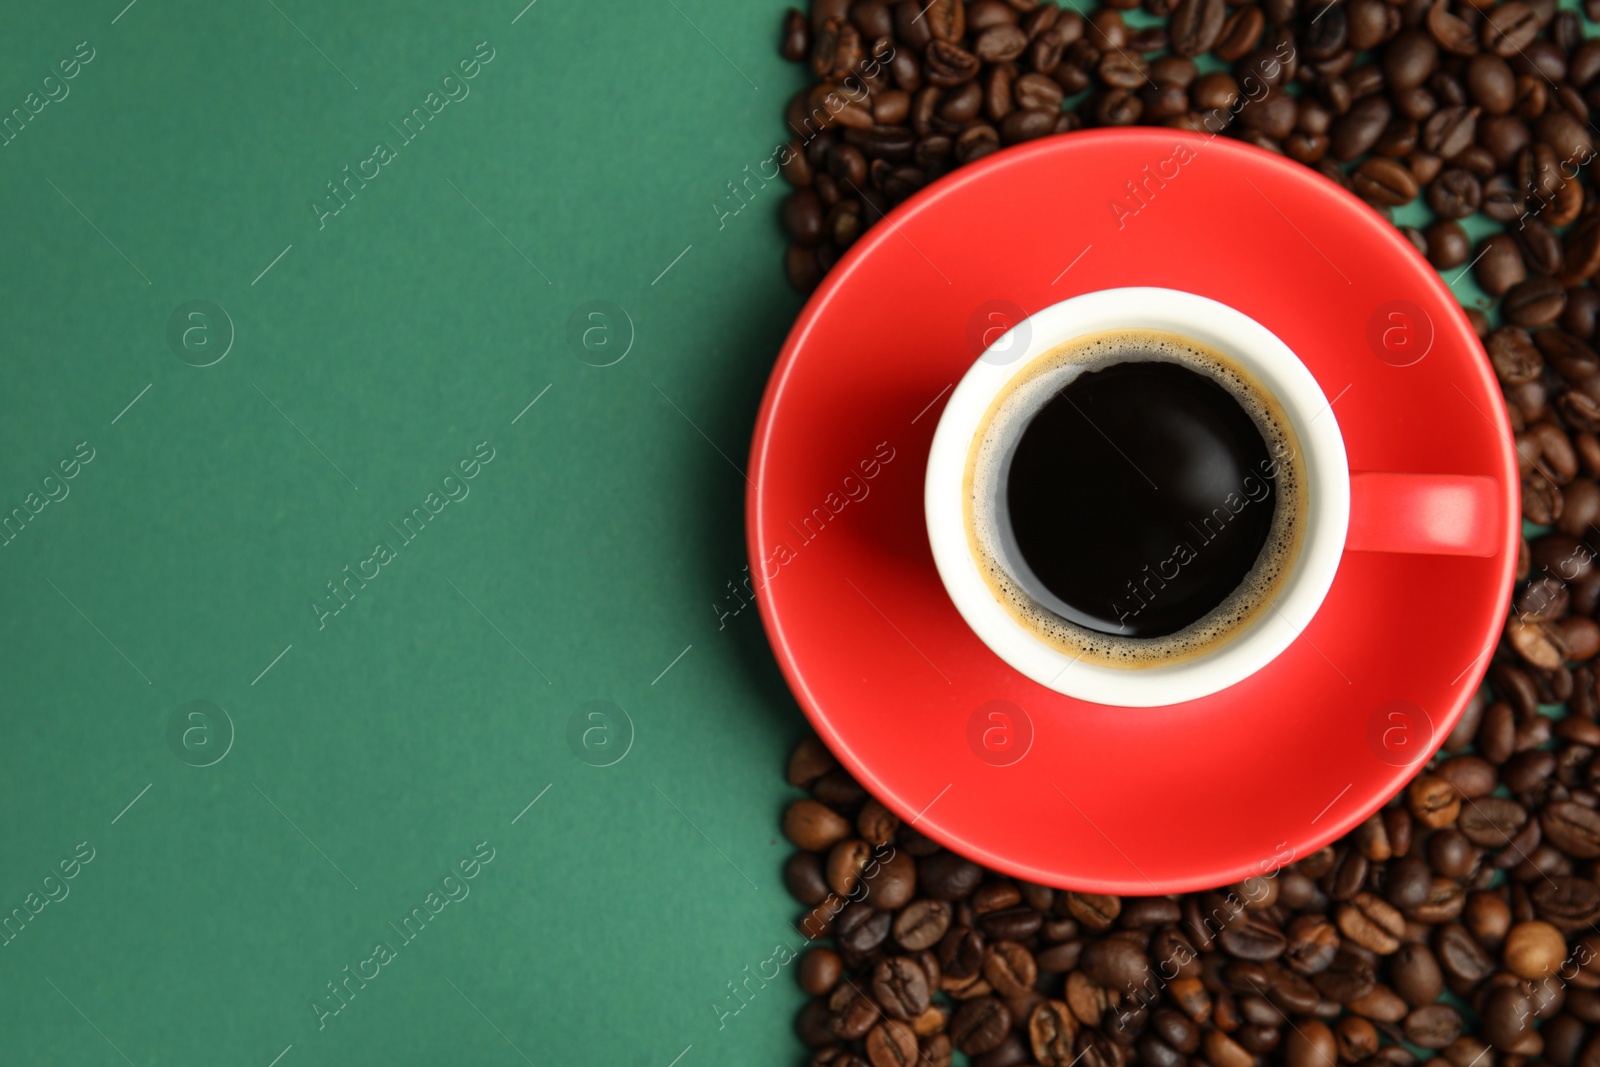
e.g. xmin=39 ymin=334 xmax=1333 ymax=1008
xmin=925 ymin=286 xmax=1504 ymax=707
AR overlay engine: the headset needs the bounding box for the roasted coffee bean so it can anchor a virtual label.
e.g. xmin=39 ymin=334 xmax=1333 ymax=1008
xmin=1205 ymin=1028 xmax=1256 ymax=1067
xmin=1424 ymin=220 xmax=1470 ymax=268
xmin=1504 ymin=920 xmax=1568 ymax=979
xmin=1337 ymin=893 xmax=1407 ymax=954
xmin=1093 ymin=89 xmax=1143 ymax=126
xmin=873 ymin=955 xmax=932 ymax=1019
xmin=924 ymin=40 xmax=981 ymax=86
xmin=971 ymin=883 xmax=1021 ymax=916
xmin=1481 ymin=985 xmax=1534 ymax=1048
xmin=1542 ymin=800 xmax=1600 ymax=857
xmin=1408 ymin=776 xmax=1462 ymax=828
xmin=1326 ymin=847 xmax=1371 ymax=901
xmin=1458 ymin=797 xmax=1529 ymax=846
xmin=1354 ymin=157 xmax=1421 ymax=204
xmin=1036 ymin=940 xmax=1083 ymax=972
xmin=1435 ymin=922 xmax=1494 ymax=981
xmin=938 ymin=925 xmax=986 ymax=979
xmin=1285 ymin=1019 xmax=1337 ymax=1067
xmin=1404 ymin=1004 xmax=1464 ymax=1049
xmin=837 ymin=902 xmax=893 ymax=958
xmin=966 ymin=0 xmax=1015 ymax=32
xmin=982 ymin=941 xmax=1038 ymax=998
xmin=977 ymin=905 xmax=1043 ymax=942
xmin=1030 ymin=1000 xmax=1078 ymax=1066
xmin=1067 ymin=892 xmax=1123 ymax=930
xmin=856 ymin=799 xmax=899 ymax=847
xmin=1504 ymin=276 xmax=1568 ymax=327
xmin=1124 ymin=897 xmax=1182 ymax=927
xmin=788 ymin=736 xmax=838 ymax=787
xmin=1067 ymin=969 xmax=1109 ymax=1026
xmin=864 ymin=1021 xmax=920 ymax=1066
xmin=951 ymin=997 xmax=1011 ymax=1056
xmin=1482 ymin=172 xmax=1527 ymax=220
xmin=954 ymin=123 xmax=1001 ymax=163
xmin=919 ymin=852 xmax=983 ymax=900
xmin=1286 ymin=914 xmax=1341 ymax=975
xmin=1483 ymin=1 xmax=1540 ymax=57
xmin=1170 ymin=0 xmax=1226 ymax=56
xmin=1088 ymin=8 xmax=1128 ymax=49
xmin=829 ymin=838 xmax=873 ymax=896
xmin=1476 ymin=235 xmax=1528 ymax=296
xmin=1392 ymin=942 xmax=1444 ymax=1006
xmin=787 ymin=849 xmax=833 ymax=904
xmin=802 ymin=947 xmax=844 ymax=995
xmin=1561 ymin=220 xmax=1600 ymax=289
xmin=1384 ymin=854 xmax=1433 ymax=911
xmin=1015 ymin=72 xmax=1064 ymax=111
xmin=1427 ymin=167 xmax=1482 ymax=216
xmin=862 ymin=848 xmax=917 ymax=909
xmin=1084 ymin=938 xmax=1153 ymax=997
xmin=1215 ymin=6 xmax=1265 ymax=61
xmin=975 ymin=24 xmax=1028 ymax=63
xmin=1531 ymin=875 xmax=1600 ymax=926
xmin=894 ymin=898 xmax=951 ymax=951
xmin=828 ymin=980 xmax=881 ymax=1040
xmin=788 ymin=797 xmax=857 ymax=851
xmin=812 ymin=17 xmax=865 ymax=81
xmin=1469 ymin=53 xmax=1518 ymax=113
xmin=1502 ymin=748 xmax=1556 ymax=792
xmin=813 ymin=768 xmax=869 ymax=809
xmin=1220 ymin=916 xmax=1289 ymax=960
xmin=1001 ymin=107 xmax=1059 ymax=142
xmin=1386 ymin=30 xmax=1439 ymax=91
xmin=1333 ymin=95 xmax=1394 ymax=160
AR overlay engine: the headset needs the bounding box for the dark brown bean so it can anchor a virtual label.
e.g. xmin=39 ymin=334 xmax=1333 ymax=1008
xmin=951 ymin=997 xmax=1011 ymax=1056
xmin=1386 ymin=30 xmax=1439 ymax=90
xmin=1170 ymin=0 xmax=1226 ymax=56
xmin=801 ymin=946 xmax=844 ymax=995
xmin=1354 ymin=157 xmax=1421 ymax=204
xmin=873 ymin=955 xmax=932 ymax=1019
xmin=1421 ymin=220 xmax=1470 ymax=269
xmin=1030 ymin=1000 xmax=1077 ymax=1066
xmin=1404 ymin=1004 xmax=1463 ymax=1049
xmin=982 ymin=941 xmax=1038 ymax=998
xmin=1333 ymin=95 xmax=1394 ymax=159
xmin=1427 ymin=167 xmax=1482 ymax=215
xmin=1480 ymin=986 xmax=1534 ymax=1048
xmin=1543 ymin=800 xmax=1600 ymax=856
xmin=1504 ymin=276 xmax=1568 ymax=327
xmin=1482 ymin=1 xmax=1540 ymax=57
xmin=975 ymin=24 xmax=1029 ymax=63
xmin=1458 ymin=797 xmax=1529 ymax=846
xmin=1476 ymin=235 xmax=1528 ymax=296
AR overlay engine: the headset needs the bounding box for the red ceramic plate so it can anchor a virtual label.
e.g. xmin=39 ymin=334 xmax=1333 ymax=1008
xmin=747 ymin=129 xmax=1519 ymax=893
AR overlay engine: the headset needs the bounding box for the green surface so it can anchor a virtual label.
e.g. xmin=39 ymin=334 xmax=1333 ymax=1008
xmin=0 ymin=2 xmax=814 ymax=1064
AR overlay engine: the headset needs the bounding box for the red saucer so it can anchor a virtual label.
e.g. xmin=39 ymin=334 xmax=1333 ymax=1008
xmin=747 ymin=129 xmax=1518 ymax=893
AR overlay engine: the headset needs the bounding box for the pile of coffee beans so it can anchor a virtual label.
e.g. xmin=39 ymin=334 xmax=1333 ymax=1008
xmin=773 ymin=0 xmax=1600 ymax=1063
xmin=773 ymin=0 xmax=1600 ymax=298
xmin=783 ymin=716 xmax=1600 ymax=1067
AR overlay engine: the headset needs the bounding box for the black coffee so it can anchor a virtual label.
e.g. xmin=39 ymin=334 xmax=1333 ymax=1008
xmin=1005 ymin=358 xmax=1277 ymax=638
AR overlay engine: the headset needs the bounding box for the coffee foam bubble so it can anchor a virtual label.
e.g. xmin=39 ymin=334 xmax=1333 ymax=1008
xmin=963 ymin=329 xmax=1306 ymax=669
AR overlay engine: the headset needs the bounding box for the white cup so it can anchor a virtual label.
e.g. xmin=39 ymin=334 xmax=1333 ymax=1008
xmin=925 ymin=287 xmax=1351 ymax=707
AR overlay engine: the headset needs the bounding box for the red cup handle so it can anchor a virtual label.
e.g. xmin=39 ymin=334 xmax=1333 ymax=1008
xmin=1345 ymin=472 xmax=1504 ymax=557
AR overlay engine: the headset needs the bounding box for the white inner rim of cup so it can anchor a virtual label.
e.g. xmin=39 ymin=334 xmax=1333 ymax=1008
xmin=925 ymin=288 xmax=1350 ymax=707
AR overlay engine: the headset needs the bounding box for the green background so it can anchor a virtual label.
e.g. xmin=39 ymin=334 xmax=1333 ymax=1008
xmin=0 ymin=1 xmax=817 ymax=1063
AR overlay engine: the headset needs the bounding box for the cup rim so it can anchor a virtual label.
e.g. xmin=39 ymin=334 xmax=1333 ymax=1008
xmin=925 ymin=286 xmax=1351 ymax=706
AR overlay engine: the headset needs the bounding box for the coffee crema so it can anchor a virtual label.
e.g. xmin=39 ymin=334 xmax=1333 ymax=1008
xmin=964 ymin=329 xmax=1307 ymax=669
